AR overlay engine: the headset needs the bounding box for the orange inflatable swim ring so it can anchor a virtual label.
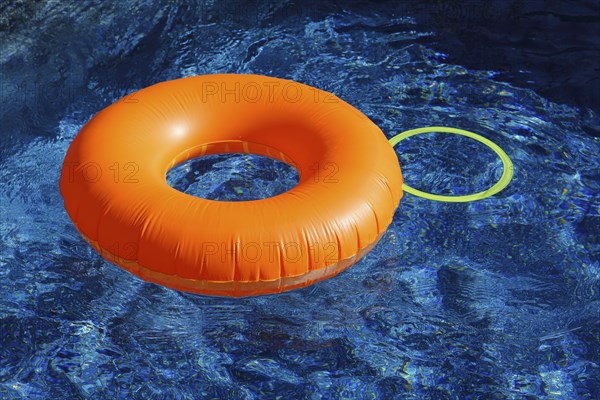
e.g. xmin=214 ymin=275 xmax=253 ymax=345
xmin=60 ymin=74 xmax=403 ymax=297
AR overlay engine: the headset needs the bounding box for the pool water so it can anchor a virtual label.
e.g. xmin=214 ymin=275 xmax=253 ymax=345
xmin=1 ymin=1 xmax=599 ymax=398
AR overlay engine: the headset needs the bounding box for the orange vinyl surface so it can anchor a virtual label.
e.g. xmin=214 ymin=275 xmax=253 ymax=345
xmin=59 ymin=74 xmax=403 ymax=296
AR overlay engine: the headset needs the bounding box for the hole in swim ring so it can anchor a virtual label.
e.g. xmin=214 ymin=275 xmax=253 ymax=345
xmin=396 ymin=131 xmax=502 ymax=196
xmin=166 ymin=153 xmax=299 ymax=201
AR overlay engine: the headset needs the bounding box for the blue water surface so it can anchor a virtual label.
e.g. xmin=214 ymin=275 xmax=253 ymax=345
xmin=1 ymin=1 xmax=599 ymax=399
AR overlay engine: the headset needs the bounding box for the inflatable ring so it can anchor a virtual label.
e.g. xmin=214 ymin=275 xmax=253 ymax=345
xmin=60 ymin=74 xmax=403 ymax=297
xmin=389 ymin=126 xmax=513 ymax=202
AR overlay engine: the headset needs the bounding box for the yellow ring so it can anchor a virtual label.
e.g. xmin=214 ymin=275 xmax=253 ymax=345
xmin=389 ymin=126 xmax=513 ymax=202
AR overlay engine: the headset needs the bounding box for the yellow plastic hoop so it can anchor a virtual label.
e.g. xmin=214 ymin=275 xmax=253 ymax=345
xmin=389 ymin=126 xmax=513 ymax=202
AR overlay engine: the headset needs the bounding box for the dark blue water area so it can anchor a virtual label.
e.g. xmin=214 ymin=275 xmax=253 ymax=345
xmin=1 ymin=1 xmax=599 ymax=399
